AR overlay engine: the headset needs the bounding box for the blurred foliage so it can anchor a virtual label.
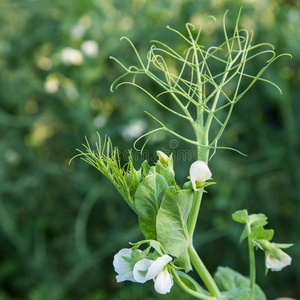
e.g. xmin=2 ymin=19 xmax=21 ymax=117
xmin=0 ymin=0 xmax=299 ymax=299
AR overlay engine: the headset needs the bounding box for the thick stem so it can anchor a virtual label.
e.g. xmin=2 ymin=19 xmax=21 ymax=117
xmin=188 ymin=244 xmax=221 ymax=298
xmin=187 ymin=190 xmax=203 ymax=238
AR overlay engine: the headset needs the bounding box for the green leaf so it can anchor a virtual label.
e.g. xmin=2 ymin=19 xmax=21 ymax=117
xmin=251 ymin=227 xmax=274 ymax=242
xmin=232 ymin=210 xmax=248 ymax=224
xmin=138 ymin=217 xmax=157 ymax=240
xmin=239 ymin=227 xmax=248 ymax=243
xmin=156 ymin=187 xmax=193 ymax=272
xmin=134 ymin=170 xmax=168 ymax=230
xmin=214 ymin=267 xmax=266 ymax=300
xmin=220 ymin=288 xmax=253 ymax=300
xmin=155 ymin=160 xmax=175 ymax=186
xmin=176 ymin=270 xmax=210 ymax=295
xmin=249 ymin=213 xmax=268 ymax=228
xmin=273 ymin=243 xmax=294 ymax=249
xmin=141 ymin=160 xmax=150 ymax=178
xmin=125 ymin=166 xmax=141 ymax=198
xmin=149 ymin=240 xmax=165 ymax=256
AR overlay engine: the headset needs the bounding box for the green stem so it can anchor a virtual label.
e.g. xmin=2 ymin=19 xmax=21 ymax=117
xmin=247 ymin=223 xmax=256 ymax=292
xmin=171 ymin=269 xmax=217 ymax=300
xmin=187 ymin=190 xmax=203 ymax=238
xmin=188 ymin=244 xmax=221 ymax=298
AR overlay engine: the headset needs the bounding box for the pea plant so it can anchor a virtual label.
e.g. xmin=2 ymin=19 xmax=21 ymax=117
xmin=72 ymin=11 xmax=293 ymax=300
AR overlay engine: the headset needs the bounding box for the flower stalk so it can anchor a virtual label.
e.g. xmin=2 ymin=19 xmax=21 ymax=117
xmin=247 ymin=222 xmax=256 ymax=292
xmin=187 ymin=190 xmax=203 ymax=238
xmin=188 ymin=244 xmax=221 ymax=298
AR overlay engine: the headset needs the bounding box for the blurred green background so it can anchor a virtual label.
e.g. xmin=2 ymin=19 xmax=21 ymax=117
xmin=0 ymin=0 xmax=299 ymax=299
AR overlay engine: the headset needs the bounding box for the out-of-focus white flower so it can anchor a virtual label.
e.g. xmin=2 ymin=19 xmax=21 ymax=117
xmin=44 ymin=76 xmax=59 ymax=93
xmin=121 ymin=120 xmax=147 ymax=141
xmin=93 ymin=116 xmax=107 ymax=129
xmin=70 ymin=24 xmax=85 ymax=39
xmin=61 ymin=47 xmax=83 ymax=66
xmin=81 ymin=40 xmax=99 ymax=58
xmin=133 ymin=255 xmax=173 ymax=294
xmin=113 ymin=248 xmax=141 ymax=282
xmin=4 ymin=149 xmax=21 ymax=165
xmin=266 ymin=249 xmax=292 ymax=272
xmin=189 ymin=160 xmax=212 ymax=190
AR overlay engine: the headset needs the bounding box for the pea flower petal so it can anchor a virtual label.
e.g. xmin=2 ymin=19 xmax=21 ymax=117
xmin=113 ymin=248 xmax=140 ymax=282
xmin=133 ymin=258 xmax=154 ymax=283
xmin=190 ymin=160 xmax=212 ymax=190
xmin=154 ymin=268 xmax=174 ymax=294
xmin=266 ymin=249 xmax=292 ymax=271
xmin=145 ymin=255 xmax=172 ymax=281
xmin=133 ymin=255 xmax=173 ymax=294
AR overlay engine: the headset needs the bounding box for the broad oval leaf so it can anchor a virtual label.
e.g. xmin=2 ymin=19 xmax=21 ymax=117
xmin=214 ymin=267 xmax=266 ymax=300
xmin=156 ymin=187 xmax=193 ymax=272
xmin=221 ymin=287 xmax=253 ymax=300
xmin=134 ymin=170 xmax=168 ymax=236
xmin=138 ymin=217 xmax=157 ymax=240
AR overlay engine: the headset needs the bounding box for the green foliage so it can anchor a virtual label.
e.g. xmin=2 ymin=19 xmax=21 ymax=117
xmin=214 ymin=267 xmax=266 ymax=300
xmin=77 ymin=135 xmax=195 ymax=272
xmin=135 ymin=170 xmax=168 ymax=238
xmin=157 ymin=188 xmax=193 ymax=272
xmin=232 ymin=210 xmax=274 ymax=244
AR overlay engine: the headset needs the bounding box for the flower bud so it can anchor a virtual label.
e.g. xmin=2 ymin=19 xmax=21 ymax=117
xmin=189 ymin=160 xmax=212 ymax=190
xmin=157 ymin=151 xmax=169 ymax=166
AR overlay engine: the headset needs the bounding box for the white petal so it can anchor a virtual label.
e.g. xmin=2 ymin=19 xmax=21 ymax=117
xmin=266 ymin=251 xmax=292 ymax=271
xmin=116 ymin=271 xmax=135 ymax=283
xmin=113 ymin=248 xmax=133 ymax=275
xmin=190 ymin=161 xmax=212 ymax=190
xmin=154 ymin=269 xmax=174 ymax=294
xmin=146 ymin=255 xmax=172 ymax=281
xmin=133 ymin=259 xmax=153 ymax=283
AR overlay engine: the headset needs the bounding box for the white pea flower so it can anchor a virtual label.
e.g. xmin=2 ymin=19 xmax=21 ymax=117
xmin=133 ymin=258 xmax=153 ymax=283
xmin=190 ymin=160 xmax=212 ymax=190
xmin=113 ymin=248 xmax=141 ymax=282
xmin=266 ymin=249 xmax=292 ymax=272
xmin=121 ymin=120 xmax=147 ymax=140
xmin=154 ymin=268 xmax=174 ymax=294
xmin=44 ymin=76 xmax=59 ymax=94
xmin=81 ymin=40 xmax=99 ymax=58
xmin=70 ymin=24 xmax=85 ymax=40
xmin=61 ymin=47 xmax=83 ymax=66
xmin=133 ymin=254 xmax=173 ymax=294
